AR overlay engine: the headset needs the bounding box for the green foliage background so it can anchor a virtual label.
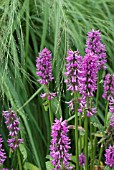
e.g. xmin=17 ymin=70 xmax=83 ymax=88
xmin=0 ymin=0 xmax=114 ymax=169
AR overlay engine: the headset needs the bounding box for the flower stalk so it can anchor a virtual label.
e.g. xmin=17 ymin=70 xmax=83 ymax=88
xmin=74 ymin=92 xmax=79 ymax=170
xmin=17 ymin=149 xmax=22 ymax=170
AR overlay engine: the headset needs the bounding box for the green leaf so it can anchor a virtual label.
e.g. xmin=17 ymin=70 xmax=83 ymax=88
xmin=70 ymin=155 xmax=76 ymax=163
xmin=104 ymin=166 xmax=112 ymax=170
xmin=24 ymin=162 xmax=39 ymax=170
xmin=90 ymin=115 xmax=104 ymax=132
xmin=46 ymin=155 xmax=52 ymax=161
xmin=45 ymin=161 xmax=54 ymax=170
xmin=19 ymin=144 xmax=27 ymax=163
xmin=93 ymin=132 xmax=103 ymax=137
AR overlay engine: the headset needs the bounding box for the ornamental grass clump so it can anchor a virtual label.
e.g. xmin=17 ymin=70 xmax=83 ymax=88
xmin=3 ymin=110 xmax=23 ymax=150
xmin=50 ymin=117 xmax=73 ymax=170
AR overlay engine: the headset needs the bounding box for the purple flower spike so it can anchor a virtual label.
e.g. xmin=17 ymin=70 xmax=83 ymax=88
xmin=64 ymin=50 xmax=83 ymax=92
xmin=3 ymin=110 xmax=23 ymax=151
xmin=79 ymin=52 xmax=98 ymax=114
xmin=102 ymin=74 xmax=114 ymax=100
xmin=109 ymin=96 xmax=114 ymax=114
xmin=80 ymin=52 xmax=98 ymax=98
xmin=105 ymin=145 xmax=114 ymax=167
xmin=79 ymin=153 xmax=86 ymax=166
xmin=85 ymin=29 xmax=106 ymax=70
xmin=102 ymin=74 xmax=114 ymax=124
xmin=36 ymin=48 xmax=54 ymax=85
xmin=50 ymin=117 xmax=73 ymax=170
xmin=110 ymin=115 xmax=114 ymax=127
xmin=0 ymin=135 xmax=6 ymax=166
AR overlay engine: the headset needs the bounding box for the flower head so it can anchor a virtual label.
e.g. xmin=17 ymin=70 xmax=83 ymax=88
xmin=105 ymin=145 xmax=114 ymax=167
xmin=36 ymin=48 xmax=54 ymax=85
xmin=50 ymin=117 xmax=73 ymax=170
xmin=102 ymin=74 xmax=114 ymax=100
xmin=85 ymin=29 xmax=106 ymax=70
xmin=64 ymin=50 xmax=83 ymax=92
xmin=3 ymin=110 xmax=23 ymax=150
xmin=80 ymin=52 xmax=98 ymax=97
xmin=0 ymin=135 xmax=6 ymax=166
xmin=102 ymin=74 xmax=114 ymax=116
xmin=79 ymin=52 xmax=98 ymax=115
xmin=79 ymin=153 xmax=86 ymax=166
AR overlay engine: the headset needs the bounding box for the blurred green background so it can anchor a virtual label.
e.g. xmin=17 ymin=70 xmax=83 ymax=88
xmin=0 ymin=0 xmax=114 ymax=169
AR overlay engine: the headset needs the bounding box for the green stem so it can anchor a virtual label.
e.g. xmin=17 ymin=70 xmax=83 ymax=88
xmin=90 ymin=122 xmax=93 ymax=170
xmin=92 ymin=72 xmax=100 ymax=168
xmin=84 ymin=97 xmax=89 ymax=170
xmin=90 ymin=98 xmax=93 ymax=170
xmin=98 ymin=101 xmax=109 ymax=164
xmin=96 ymin=73 xmax=100 ymax=110
xmin=79 ymin=116 xmax=82 ymax=154
xmin=49 ymin=100 xmax=53 ymax=126
xmin=74 ymin=92 xmax=79 ymax=170
xmin=45 ymin=85 xmax=53 ymax=126
xmin=17 ymin=148 xmax=22 ymax=170
xmin=84 ymin=112 xmax=88 ymax=170
xmin=104 ymin=101 xmax=109 ymax=127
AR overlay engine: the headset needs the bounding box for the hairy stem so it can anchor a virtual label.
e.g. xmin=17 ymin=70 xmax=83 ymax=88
xmin=85 ymin=97 xmax=89 ymax=170
xmin=90 ymin=98 xmax=93 ymax=170
xmin=98 ymin=101 xmax=109 ymax=164
xmin=17 ymin=148 xmax=22 ymax=170
xmin=74 ymin=92 xmax=79 ymax=170
xmin=49 ymin=100 xmax=53 ymax=126
xmin=93 ymin=72 xmax=100 ymax=168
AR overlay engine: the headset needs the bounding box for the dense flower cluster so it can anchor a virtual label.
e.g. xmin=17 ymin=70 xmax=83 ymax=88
xmin=64 ymin=50 xmax=83 ymax=110
xmin=36 ymin=48 xmax=54 ymax=85
xmin=79 ymin=153 xmax=86 ymax=166
xmin=64 ymin=50 xmax=83 ymax=92
xmin=102 ymin=74 xmax=114 ymax=126
xmin=102 ymin=74 xmax=114 ymax=101
xmin=3 ymin=110 xmax=23 ymax=150
xmin=105 ymin=145 xmax=114 ymax=167
xmin=0 ymin=135 xmax=6 ymax=166
xmin=110 ymin=115 xmax=114 ymax=127
xmin=40 ymin=92 xmax=56 ymax=100
xmin=50 ymin=117 xmax=73 ymax=170
xmin=85 ymin=29 xmax=106 ymax=70
xmin=79 ymin=52 xmax=98 ymax=116
xmin=80 ymin=52 xmax=98 ymax=97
